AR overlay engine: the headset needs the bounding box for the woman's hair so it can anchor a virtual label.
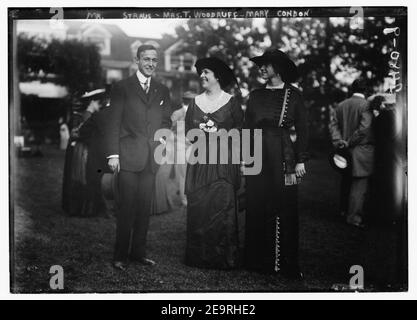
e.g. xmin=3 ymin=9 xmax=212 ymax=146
xmin=270 ymin=62 xmax=293 ymax=83
xmin=210 ymin=69 xmax=224 ymax=88
xmin=369 ymin=95 xmax=386 ymax=112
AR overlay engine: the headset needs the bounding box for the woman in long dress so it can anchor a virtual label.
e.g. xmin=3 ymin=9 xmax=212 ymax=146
xmin=244 ymin=49 xmax=309 ymax=279
xmin=62 ymin=111 xmax=88 ymax=215
xmin=184 ymin=57 xmax=243 ymax=269
xmin=153 ymin=92 xmax=195 ymax=214
xmin=62 ymin=89 xmax=107 ymax=217
xmin=153 ymin=120 xmax=180 ymax=214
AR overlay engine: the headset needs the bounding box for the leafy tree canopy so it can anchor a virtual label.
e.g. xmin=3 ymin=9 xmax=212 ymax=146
xmin=18 ymin=34 xmax=103 ymax=97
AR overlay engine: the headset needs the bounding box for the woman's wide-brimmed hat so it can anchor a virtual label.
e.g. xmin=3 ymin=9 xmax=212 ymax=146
xmin=329 ymin=147 xmax=352 ymax=173
xmin=368 ymin=93 xmax=396 ymax=105
xmin=250 ymin=49 xmax=299 ymax=83
xmin=195 ymin=57 xmax=238 ymax=89
xmin=81 ymin=88 xmax=106 ymax=100
xmin=101 ymin=171 xmax=119 ymax=204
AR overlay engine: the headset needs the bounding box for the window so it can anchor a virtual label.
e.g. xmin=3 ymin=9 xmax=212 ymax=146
xmin=183 ymin=53 xmax=194 ymax=71
xmin=170 ymin=53 xmax=194 ymax=72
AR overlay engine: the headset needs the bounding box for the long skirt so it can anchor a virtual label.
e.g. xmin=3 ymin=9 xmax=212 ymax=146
xmin=153 ymin=135 xmax=188 ymax=214
xmin=64 ymin=141 xmax=89 ymax=216
xmin=245 ymin=165 xmax=299 ymax=274
xmin=154 ymin=163 xmax=184 ymax=214
xmin=185 ymin=179 xmax=240 ymax=269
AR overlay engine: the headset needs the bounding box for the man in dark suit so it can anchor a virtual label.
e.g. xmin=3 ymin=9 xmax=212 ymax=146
xmin=104 ymin=44 xmax=172 ymax=270
xmin=329 ymin=79 xmax=374 ymax=228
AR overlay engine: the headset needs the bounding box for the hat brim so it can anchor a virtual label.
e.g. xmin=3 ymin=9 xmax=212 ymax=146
xmin=329 ymin=149 xmax=351 ymax=172
xmin=250 ymin=56 xmax=270 ymax=66
xmin=250 ymin=53 xmax=299 ymax=83
xmin=369 ymin=93 xmax=396 ymax=105
xmin=81 ymin=88 xmax=106 ymax=100
xmin=333 ymin=154 xmax=348 ymax=169
xmin=101 ymin=172 xmax=119 ymax=204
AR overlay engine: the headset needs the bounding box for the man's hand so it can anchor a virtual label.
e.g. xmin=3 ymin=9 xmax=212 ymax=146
xmin=337 ymin=140 xmax=349 ymax=149
xmin=295 ymin=163 xmax=306 ymax=178
xmin=240 ymin=161 xmax=246 ymax=176
xmin=70 ymin=128 xmax=79 ymax=139
xmin=108 ymin=158 xmax=120 ymax=173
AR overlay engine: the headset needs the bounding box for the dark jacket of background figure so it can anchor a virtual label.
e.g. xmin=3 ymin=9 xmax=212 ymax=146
xmin=329 ymin=95 xmax=374 ymax=177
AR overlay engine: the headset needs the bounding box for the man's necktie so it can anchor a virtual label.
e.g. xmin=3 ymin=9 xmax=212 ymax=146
xmin=142 ymin=79 xmax=149 ymax=94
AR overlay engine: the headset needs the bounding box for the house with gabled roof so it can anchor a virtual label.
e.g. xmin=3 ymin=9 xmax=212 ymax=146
xmin=17 ymin=20 xmax=199 ymax=104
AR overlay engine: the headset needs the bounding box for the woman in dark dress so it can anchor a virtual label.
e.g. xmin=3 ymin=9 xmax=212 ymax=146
xmin=184 ymin=57 xmax=243 ymax=269
xmin=78 ymin=90 xmax=110 ymax=217
xmin=244 ymin=50 xmax=309 ymax=279
xmin=62 ymin=89 xmax=108 ymax=217
xmin=62 ymin=102 xmax=91 ymax=216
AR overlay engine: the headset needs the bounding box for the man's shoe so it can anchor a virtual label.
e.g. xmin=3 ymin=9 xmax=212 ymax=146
xmin=347 ymin=220 xmax=365 ymax=229
xmin=280 ymin=265 xmax=304 ymax=281
xmin=282 ymin=270 xmax=304 ymax=281
xmin=113 ymin=261 xmax=127 ymax=271
xmin=346 ymin=215 xmax=364 ymax=229
xmin=131 ymin=257 xmax=156 ymax=266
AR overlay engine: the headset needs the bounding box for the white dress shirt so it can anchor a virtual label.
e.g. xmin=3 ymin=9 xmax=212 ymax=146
xmin=265 ymin=82 xmax=285 ymax=90
xmin=136 ymin=70 xmax=151 ymax=93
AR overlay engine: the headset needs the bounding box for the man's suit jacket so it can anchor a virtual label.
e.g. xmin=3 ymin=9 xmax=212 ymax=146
xmin=104 ymin=74 xmax=172 ymax=173
xmin=329 ymin=95 xmax=374 ymax=177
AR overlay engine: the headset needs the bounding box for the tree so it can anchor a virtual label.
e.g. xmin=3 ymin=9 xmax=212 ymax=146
xmin=173 ymin=19 xmax=270 ymax=97
xmin=17 ymin=34 xmax=103 ymax=97
xmin=170 ymin=17 xmax=395 ymax=144
xmin=273 ymin=17 xmax=394 ymax=143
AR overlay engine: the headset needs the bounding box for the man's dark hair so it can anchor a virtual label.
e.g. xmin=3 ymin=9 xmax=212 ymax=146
xmin=351 ymin=79 xmax=367 ymax=94
xmin=136 ymin=44 xmax=157 ymax=59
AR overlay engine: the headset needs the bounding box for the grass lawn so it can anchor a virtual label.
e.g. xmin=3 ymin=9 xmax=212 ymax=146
xmin=11 ymin=145 xmax=393 ymax=293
